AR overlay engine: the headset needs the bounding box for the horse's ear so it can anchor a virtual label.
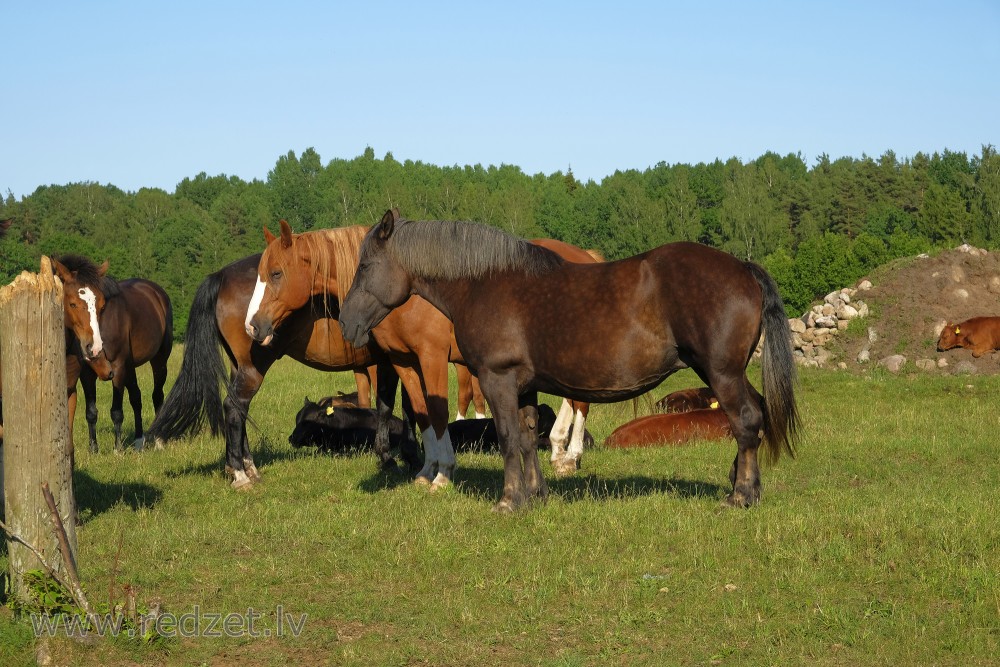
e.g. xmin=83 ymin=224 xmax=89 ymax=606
xmin=279 ymin=220 xmax=294 ymax=249
xmin=52 ymin=258 xmax=72 ymax=283
xmin=97 ymin=259 xmax=109 ymax=277
xmin=378 ymin=209 xmax=396 ymax=241
xmin=264 ymin=226 xmax=277 ymax=245
xmin=390 ymin=207 xmax=401 ymax=222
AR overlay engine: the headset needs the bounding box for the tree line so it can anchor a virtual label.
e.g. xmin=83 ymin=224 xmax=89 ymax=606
xmin=2 ymin=144 xmax=998 ymax=337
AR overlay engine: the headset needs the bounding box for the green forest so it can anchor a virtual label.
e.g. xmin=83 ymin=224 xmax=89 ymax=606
xmin=2 ymin=144 xmax=998 ymax=338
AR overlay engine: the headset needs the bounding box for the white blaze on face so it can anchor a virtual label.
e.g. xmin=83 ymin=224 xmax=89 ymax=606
xmin=245 ymin=277 xmax=267 ymax=338
xmin=78 ymin=287 xmax=104 ymax=357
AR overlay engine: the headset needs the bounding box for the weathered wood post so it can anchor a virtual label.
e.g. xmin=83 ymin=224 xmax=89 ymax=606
xmin=0 ymin=256 xmax=77 ymax=600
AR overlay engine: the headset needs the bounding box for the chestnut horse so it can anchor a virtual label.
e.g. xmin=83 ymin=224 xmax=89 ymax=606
xmin=245 ymin=222 xmax=600 ymax=490
xmin=77 ymin=277 xmax=173 ymax=452
xmin=145 ymin=254 xmax=412 ymax=490
xmin=339 ymin=210 xmax=800 ymax=511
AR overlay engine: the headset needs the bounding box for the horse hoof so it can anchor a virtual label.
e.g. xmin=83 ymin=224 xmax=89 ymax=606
xmin=244 ymin=462 xmax=262 ymax=482
xmin=552 ymin=459 xmax=578 ymax=478
xmin=153 ymin=438 xmax=166 ymax=451
xmin=133 ymin=437 xmax=145 ymax=451
xmin=491 ymin=500 xmax=516 ymax=513
xmin=429 ymin=474 xmax=452 ymax=493
xmin=413 ymin=476 xmax=433 ymax=488
xmin=722 ymin=491 xmax=757 ymax=508
xmin=231 ymin=470 xmax=255 ymax=491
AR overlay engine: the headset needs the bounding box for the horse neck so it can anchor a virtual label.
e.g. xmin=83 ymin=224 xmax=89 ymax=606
xmin=410 ymin=275 xmax=475 ymax=322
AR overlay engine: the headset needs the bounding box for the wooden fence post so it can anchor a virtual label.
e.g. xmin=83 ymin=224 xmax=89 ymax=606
xmin=0 ymin=256 xmax=76 ymax=601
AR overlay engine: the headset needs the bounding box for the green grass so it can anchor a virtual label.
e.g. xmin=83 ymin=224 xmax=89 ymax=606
xmin=2 ymin=349 xmax=999 ymax=665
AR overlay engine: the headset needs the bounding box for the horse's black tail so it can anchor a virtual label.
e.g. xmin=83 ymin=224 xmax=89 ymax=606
xmin=145 ymin=271 xmax=227 ymax=443
xmin=745 ymin=262 xmax=800 ymax=464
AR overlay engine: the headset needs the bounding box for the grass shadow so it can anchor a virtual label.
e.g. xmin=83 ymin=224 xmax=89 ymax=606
xmin=73 ymin=469 xmax=163 ymax=524
xmin=358 ymin=458 xmax=726 ymax=504
xmin=162 ymin=435 xmax=305 ymax=479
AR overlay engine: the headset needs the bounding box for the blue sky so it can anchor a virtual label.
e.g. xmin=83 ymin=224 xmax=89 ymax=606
xmin=2 ymin=1 xmax=997 ymax=199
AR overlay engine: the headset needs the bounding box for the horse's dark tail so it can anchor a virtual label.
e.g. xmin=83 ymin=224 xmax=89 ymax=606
xmin=145 ymin=271 xmax=227 ymax=443
xmin=745 ymin=262 xmax=800 ymax=464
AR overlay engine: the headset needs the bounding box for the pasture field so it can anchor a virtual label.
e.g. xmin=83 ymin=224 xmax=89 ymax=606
xmin=1 ymin=347 xmax=999 ymax=666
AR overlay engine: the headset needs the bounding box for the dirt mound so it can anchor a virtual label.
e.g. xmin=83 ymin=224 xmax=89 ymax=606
xmin=829 ymin=245 xmax=1000 ymax=374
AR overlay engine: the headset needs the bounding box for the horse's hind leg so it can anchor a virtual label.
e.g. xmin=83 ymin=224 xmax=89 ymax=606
xmin=224 ymin=366 xmax=265 ymax=489
xmin=708 ymin=373 xmax=765 ymax=507
xmin=547 ymin=399 xmax=574 ymax=476
xmin=478 ymin=370 xmax=529 ymax=512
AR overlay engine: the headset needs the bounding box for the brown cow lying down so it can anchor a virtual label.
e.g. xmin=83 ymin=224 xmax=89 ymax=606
xmin=604 ymin=409 xmax=732 ymax=448
xmin=937 ymin=317 xmax=1000 ymax=357
xmin=446 ymin=403 xmax=595 ymax=453
xmin=288 ymin=397 xmax=421 ymax=469
xmin=654 ymin=386 xmax=718 ymax=413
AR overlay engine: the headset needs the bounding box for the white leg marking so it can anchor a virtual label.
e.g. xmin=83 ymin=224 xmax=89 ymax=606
xmin=474 ymin=411 xmax=487 ymax=419
xmin=415 ymin=426 xmax=438 ymax=484
xmin=567 ymin=409 xmax=587 ymax=463
xmin=549 ymin=400 xmax=573 ymax=462
xmin=430 ymin=429 xmax=456 ymax=491
xmin=244 ymin=277 xmax=267 ymax=337
xmin=78 ymin=287 xmax=104 ymax=356
xmin=231 ymin=469 xmax=252 ymax=490
xmin=454 ymin=412 xmax=465 ymax=421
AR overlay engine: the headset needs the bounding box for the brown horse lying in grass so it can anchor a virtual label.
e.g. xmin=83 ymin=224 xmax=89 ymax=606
xmin=654 ymin=386 xmax=718 ymax=413
xmin=937 ymin=317 xmax=1000 ymax=357
xmin=604 ymin=409 xmax=732 ymax=448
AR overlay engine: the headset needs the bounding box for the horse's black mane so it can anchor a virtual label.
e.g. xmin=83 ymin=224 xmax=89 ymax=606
xmin=55 ymin=254 xmax=121 ymax=297
xmin=384 ymin=219 xmax=563 ymax=281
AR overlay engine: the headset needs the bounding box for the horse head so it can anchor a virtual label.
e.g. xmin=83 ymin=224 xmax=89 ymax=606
xmin=52 ymin=255 xmax=108 ymax=361
xmin=338 ymin=208 xmax=414 ymax=348
xmin=246 ymin=220 xmax=369 ymax=346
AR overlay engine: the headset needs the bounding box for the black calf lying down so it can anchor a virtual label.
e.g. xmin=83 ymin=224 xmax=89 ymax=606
xmin=446 ymin=403 xmax=594 ymax=453
xmin=289 ymin=397 xmax=418 ymax=462
xmin=291 ymin=398 xmax=586 ymax=457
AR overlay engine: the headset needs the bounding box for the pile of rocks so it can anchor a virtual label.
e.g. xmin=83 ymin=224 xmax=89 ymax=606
xmin=788 ymin=282 xmax=871 ymax=368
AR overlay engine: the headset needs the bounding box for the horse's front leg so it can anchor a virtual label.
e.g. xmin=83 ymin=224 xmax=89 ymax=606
xmin=109 ymin=380 xmax=126 ymax=453
xmin=517 ymin=394 xmax=547 ymax=504
xmin=393 ymin=363 xmax=436 ymax=486
xmin=373 ymin=361 xmax=405 ymax=471
xmin=126 ymin=374 xmax=145 ymax=450
xmin=478 ymin=370 xmax=527 ymax=512
xmin=81 ymin=370 xmax=100 ymax=454
xmin=421 ymin=356 xmax=455 ymax=493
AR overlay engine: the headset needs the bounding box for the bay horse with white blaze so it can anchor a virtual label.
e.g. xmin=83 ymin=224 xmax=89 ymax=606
xmin=145 ymin=254 xmax=411 ymax=490
xmin=339 ymin=211 xmax=800 ymax=511
xmin=77 ymin=276 xmax=173 ymax=452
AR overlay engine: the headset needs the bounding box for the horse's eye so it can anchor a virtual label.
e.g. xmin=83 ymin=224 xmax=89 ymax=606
xmin=270 ymin=271 xmax=282 ymax=281
xmin=70 ymin=303 xmax=78 ymax=308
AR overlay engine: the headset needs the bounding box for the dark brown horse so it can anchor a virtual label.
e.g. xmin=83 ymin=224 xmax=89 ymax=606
xmin=77 ymin=276 xmax=173 ymax=452
xmin=145 ymin=254 xmax=411 ymax=490
xmin=339 ymin=210 xmax=800 ymax=511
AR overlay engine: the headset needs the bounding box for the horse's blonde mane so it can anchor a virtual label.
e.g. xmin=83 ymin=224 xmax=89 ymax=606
xmin=297 ymin=225 xmax=368 ymax=300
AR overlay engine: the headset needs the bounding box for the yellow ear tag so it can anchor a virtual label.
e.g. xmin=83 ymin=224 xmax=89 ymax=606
xmin=709 ymin=400 xmax=719 ymax=409
xmin=325 ymin=406 xmax=335 ymax=415
xmin=955 ymin=327 xmax=961 ymax=334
